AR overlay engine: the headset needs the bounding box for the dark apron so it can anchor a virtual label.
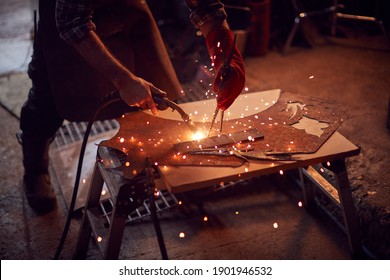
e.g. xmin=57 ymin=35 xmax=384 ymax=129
xmin=39 ymin=0 xmax=183 ymax=121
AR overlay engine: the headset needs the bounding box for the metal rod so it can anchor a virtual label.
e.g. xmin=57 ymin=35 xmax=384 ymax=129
xmin=219 ymin=110 xmax=224 ymax=133
xmin=207 ymin=106 xmax=219 ymax=137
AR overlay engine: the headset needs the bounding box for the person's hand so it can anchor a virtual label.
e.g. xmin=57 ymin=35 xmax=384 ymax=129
xmin=119 ymin=75 xmax=165 ymax=115
xmin=206 ymin=27 xmax=245 ymax=110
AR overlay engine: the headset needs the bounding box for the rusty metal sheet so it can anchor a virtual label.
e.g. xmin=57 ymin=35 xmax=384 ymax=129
xmin=100 ymin=91 xmax=348 ymax=180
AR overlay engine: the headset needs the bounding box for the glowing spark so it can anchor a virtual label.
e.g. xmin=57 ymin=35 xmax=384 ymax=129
xmin=298 ymin=201 xmax=303 ymax=207
xmin=132 ymin=170 xmax=137 ymax=175
xmin=245 ymin=87 xmax=249 ymax=92
xmin=97 ymin=236 xmax=103 ymax=242
xmin=320 ymin=168 xmax=325 ymax=173
xmin=101 ymin=190 xmax=106 ymax=196
xmin=178 ymin=200 xmax=183 ymax=205
xmin=245 ymin=167 xmax=249 ymax=172
xmin=326 ymin=161 xmax=331 ymax=166
xmin=309 ymin=75 xmax=314 ymax=79
xmin=179 ymin=232 xmax=186 ymax=238
xmin=82 ymin=179 xmax=86 ymax=184
xmin=273 ymin=222 xmax=279 ymax=229
xmin=279 ymin=170 xmax=284 ymax=175
xmin=203 ymin=216 xmax=208 ymax=222
xmin=235 ymin=211 xmax=239 ymax=215
xmin=191 ymin=131 xmax=206 ymax=141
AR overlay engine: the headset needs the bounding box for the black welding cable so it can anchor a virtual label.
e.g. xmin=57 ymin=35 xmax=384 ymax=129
xmin=54 ymin=91 xmax=122 ymax=260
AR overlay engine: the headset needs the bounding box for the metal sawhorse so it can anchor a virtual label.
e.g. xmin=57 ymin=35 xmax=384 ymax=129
xmin=74 ymin=148 xmax=168 ymax=260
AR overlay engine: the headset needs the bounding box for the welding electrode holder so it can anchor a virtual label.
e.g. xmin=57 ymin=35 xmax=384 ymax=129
xmin=152 ymin=93 xmax=198 ymax=134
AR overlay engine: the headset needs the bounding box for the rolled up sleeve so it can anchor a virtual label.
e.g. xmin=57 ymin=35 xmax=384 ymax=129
xmin=185 ymin=0 xmax=227 ymax=28
xmin=55 ymin=0 xmax=96 ymax=45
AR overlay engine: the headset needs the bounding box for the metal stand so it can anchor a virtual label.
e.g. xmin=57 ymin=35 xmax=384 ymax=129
xmin=74 ymin=149 xmax=168 ymax=259
xmin=283 ymin=0 xmax=340 ymax=54
xmin=283 ymin=0 xmax=390 ymax=54
xmin=299 ymin=159 xmax=363 ymax=258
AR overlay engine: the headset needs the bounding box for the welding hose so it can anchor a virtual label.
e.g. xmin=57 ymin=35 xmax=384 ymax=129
xmin=54 ymin=91 xmax=123 ymax=259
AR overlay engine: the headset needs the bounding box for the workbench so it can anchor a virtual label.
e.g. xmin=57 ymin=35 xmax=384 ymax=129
xmin=74 ymin=89 xmax=362 ymax=259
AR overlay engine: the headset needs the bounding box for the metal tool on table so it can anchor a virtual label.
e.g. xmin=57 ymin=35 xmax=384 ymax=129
xmin=207 ymin=35 xmax=237 ymax=137
xmin=187 ymin=147 xmax=296 ymax=163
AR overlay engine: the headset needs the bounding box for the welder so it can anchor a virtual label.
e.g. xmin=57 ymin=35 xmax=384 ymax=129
xmin=18 ymin=0 xmax=245 ymax=213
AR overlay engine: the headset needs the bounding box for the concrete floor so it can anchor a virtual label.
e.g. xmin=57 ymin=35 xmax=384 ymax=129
xmin=1 ymin=1 xmax=390 ymax=260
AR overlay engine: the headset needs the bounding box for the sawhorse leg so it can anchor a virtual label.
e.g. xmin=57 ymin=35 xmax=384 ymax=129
xmin=300 ymin=159 xmax=363 ymax=257
xmin=328 ymin=159 xmax=363 ymax=257
xmin=74 ymin=162 xmax=105 ymax=259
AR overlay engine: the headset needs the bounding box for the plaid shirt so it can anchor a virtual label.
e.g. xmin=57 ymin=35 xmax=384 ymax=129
xmin=56 ymin=0 xmax=226 ymax=45
xmin=185 ymin=0 xmax=226 ymax=28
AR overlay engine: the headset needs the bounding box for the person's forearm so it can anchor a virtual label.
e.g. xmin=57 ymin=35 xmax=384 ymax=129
xmin=73 ymin=30 xmax=134 ymax=90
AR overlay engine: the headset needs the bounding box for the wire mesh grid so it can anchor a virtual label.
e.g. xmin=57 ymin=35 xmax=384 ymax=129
xmin=97 ymin=189 xmax=179 ymax=225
